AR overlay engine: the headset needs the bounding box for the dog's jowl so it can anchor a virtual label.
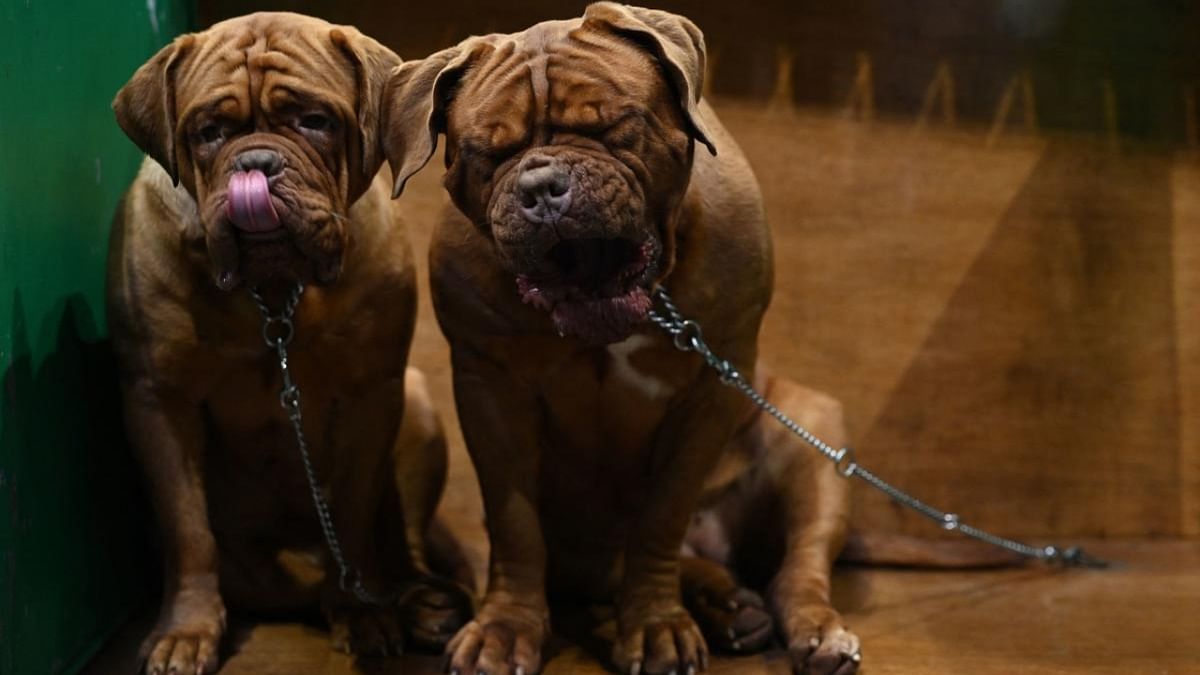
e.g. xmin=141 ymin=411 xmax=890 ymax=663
xmin=383 ymin=4 xmax=859 ymax=674
xmin=109 ymin=12 xmax=469 ymax=674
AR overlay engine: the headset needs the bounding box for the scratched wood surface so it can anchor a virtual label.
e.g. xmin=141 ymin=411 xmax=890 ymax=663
xmin=86 ymin=540 xmax=1200 ymax=674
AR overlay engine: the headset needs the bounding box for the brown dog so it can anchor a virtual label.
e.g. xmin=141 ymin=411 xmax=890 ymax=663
xmin=383 ymin=4 xmax=857 ymax=674
xmin=109 ymin=13 xmax=469 ymax=674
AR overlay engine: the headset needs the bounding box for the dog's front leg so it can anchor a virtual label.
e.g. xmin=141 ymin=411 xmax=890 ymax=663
xmin=123 ymin=379 xmax=225 ymax=675
xmin=319 ymin=375 xmax=408 ymax=656
xmin=444 ymin=346 xmax=548 ymax=675
xmin=614 ymin=372 xmax=748 ymax=675
xmin=764 ymin=385 xmax=859 ymax=675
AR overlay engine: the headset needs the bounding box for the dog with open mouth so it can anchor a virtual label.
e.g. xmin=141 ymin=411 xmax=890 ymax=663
xmin=109 ymin=13 xmax=470 ymax=674
xmin=383 ymin=4 xmax=859 ymax=674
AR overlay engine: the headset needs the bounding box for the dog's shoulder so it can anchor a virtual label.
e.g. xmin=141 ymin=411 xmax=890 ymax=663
xmin=108 ymin=158 xmax=204 ymax=329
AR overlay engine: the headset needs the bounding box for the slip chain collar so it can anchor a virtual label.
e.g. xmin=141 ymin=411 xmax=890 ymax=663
xmin=249 ymin=283 xmax=385 ymax=605
xmin=648 ymin=287 xmax=1108 ymax=569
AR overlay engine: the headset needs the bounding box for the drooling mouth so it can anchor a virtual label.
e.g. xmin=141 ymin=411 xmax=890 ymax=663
xmin=517 ymin=237 xmax=656 ymax=344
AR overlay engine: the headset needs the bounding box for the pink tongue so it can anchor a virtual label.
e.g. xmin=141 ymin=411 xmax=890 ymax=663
xmin=226 ymin=170 xmax=280 ymax=232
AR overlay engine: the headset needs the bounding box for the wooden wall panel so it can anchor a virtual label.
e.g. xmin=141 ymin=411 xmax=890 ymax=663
xmin=720 ymin=106 xmax=1188 ymax=538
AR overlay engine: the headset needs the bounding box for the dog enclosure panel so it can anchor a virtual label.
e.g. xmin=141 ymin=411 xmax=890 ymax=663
xmin=0 ymin=1 xmax=193 ymax=672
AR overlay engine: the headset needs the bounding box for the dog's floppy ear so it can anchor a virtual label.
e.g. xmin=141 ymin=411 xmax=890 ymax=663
xmin=331 ymin=27 xmax=402 ymax=200
xmin=583 ymin=2 xmax=716 ymax=156
xmin=382 ymin=40 xmax=489 ymax=199
xmin=112 ymin=35 xmax=197 ymax=185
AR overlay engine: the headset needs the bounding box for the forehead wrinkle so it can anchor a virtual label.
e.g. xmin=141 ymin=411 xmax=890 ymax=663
xmin=462 ymin=41 xmax=523 ymax=101
xmin=256 ymin=48 xmax=352 ymax=117
xmin=457 ymin=44 xmax=535 ymax=146
xmin=563 ymin=28 xmax=659 ymax=94
xmin=545 ymin=43 xmax=649 ymax=128
xmin=266 ymin=28 xmax=351 ymax=83
xmin=529 ymin=57 xmax=549 ymax=128
xmin=174 ymin=41 xmax=253 ymax=130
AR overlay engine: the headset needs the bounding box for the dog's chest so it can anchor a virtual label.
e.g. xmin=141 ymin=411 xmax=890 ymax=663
xmin=538 ymin=333 xmax=694 ymax=456
xmin=200 ymin=326 xmax=388 ymax=536
xmin=202 ymin=350 xmax=335 ymax=531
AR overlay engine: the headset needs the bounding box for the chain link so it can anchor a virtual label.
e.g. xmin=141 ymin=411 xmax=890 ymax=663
xmin=248 ymin=284 xmax=388 ymax=604
xmin=648 ymin=287 xmax=1108 ymax=569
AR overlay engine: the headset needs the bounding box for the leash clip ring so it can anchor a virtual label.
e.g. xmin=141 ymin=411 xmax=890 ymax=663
xmin=673 ymin=320 xmax=704 ymax=352
xmin=262 ymin=316 xmax=294 ymax=348
xmin=834 ymin=446 xmax=858 ymax=477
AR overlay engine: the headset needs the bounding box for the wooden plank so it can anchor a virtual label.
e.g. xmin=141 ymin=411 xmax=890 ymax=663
xmin=85 ymin=541 xmax=1200 ymax=674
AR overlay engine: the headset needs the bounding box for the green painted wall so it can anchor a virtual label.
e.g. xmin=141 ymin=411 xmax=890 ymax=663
xmin=0 ymin=1 xmax=193 ymax=673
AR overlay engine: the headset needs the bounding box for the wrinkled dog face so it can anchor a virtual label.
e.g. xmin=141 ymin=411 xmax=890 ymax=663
xmin=386 ymin=5 xmax=714 ymax=344
xmin=114 ymin=13 xmax=396 ymax=290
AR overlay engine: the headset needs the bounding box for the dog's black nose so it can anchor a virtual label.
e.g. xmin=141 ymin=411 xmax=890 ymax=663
xmin=234 ymin=149 xmax=284 ymax=177
xmin=517 ymin=154 xmax=572 ymax=223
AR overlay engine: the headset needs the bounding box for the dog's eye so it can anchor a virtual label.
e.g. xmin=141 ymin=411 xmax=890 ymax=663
xmin=298 ymin=114 xmax=334 ymax=133
xmin=197 ymin=124 xmax=223 ymax=144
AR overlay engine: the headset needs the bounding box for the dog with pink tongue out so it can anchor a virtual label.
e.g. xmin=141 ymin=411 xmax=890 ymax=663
xmin=107 ymin=12 xmax=471 ymax=675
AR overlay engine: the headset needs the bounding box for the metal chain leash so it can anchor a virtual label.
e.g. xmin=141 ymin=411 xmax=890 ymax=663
xmin=648 ymin=287 xmax=1108 ymax=569
xmin=248 ymin=283 xmax=388 ymax=604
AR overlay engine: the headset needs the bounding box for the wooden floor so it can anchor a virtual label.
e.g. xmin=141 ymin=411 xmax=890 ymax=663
xmin=85 ymin=104 xmax=1200 ymax=674
xmin=87 ymin=540 xmax=1200 ymax=674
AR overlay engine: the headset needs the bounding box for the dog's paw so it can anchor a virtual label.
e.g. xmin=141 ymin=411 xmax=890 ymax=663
xmin=139 ymin=589 xmax=226 ymax=675
xmin=444 ymin=601 xmax=546 ymax=675
xmin=326 ymin=602 xmax=407 ymax=657
xmin=398 ymin=576 xmax=474 ymax=651
xmin=613 ymin=604 xmax=708 ymax=675
xmin=782 ymin=605 xmax=860 ymax=675
xmin=684 ymin=582 xmax=773 ymax=655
